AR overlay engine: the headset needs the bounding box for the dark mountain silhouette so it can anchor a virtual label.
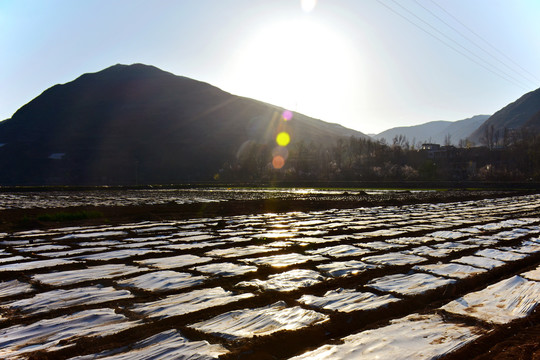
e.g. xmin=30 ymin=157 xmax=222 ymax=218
xmin=469 ymin=87 xmax=540 ymax=143
xmin=524 ymin=109 xmax=540 ymax=131
xmin=374 ymin=115 xmax=489 ymax=146
xmin=0 ymin=64 xmax=367 ymax=185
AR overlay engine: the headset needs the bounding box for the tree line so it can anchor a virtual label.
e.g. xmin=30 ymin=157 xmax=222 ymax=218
xmin=219 ymin=128 xmax=540 ymax=183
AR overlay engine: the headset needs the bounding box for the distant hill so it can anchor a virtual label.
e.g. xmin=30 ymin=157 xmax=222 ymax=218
xmin=0 ymin=64 xmax=367 ymax=185
xmin=374 ymin=115 xmax=489 ymax=146
xmin=469 ymin=87 xmax=540 ymax=143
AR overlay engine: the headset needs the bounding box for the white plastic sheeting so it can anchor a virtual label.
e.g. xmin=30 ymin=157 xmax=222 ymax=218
xmin=452 ymin=255 xmax=506 ymax=269
xmin=131 ymin=287 xmax=253 ymax=319
xmin=442 ymin=275 xmax=540 ymax=324
xmin=413 ymin=263 xmax=486 ymax=279
xmin=0 ymin=308 xmax=139 ymax=358
xmin=0 ymin=280 xmax=33 ymax=298
xmin=136 ymin=254 xmax=211 ymax=269
xmin=474 ymin=248 xmax=528 ymax=262
xmin=289 ymin=313 xmax=486 ymax=360
xmin=237 ymin=269 xmax=324 ymax=292
xmin=205 ymin=245 xmax=275 ymax=258
xmin=306 ymin=245 xmax=371 ymax=258
xmin=522 ymin=265 xmax=540 ymax=281
xmin=118 ymin=271 xmax=206 ymax=292
xmin=54 ymin=230 xmax=127 ymax=240
xmin=71 ymin=330 xmax=227 ymax=360
xmin=189 ymin=301 xmax=328 ymax=340
xmin=362 ymin=252 xmax=427 ymax=266
xmin=33 ymin=264 xmax=143 ymax=286
xmin=241 ymin=253 xmax=326 ymax=267
xmin=76 ymin=249 xmax=164 ymax=261
xmin=0 ymin=258 xmax=79 ymax=272
xmin=299 ymin=289 xmax=399 ymax=313
xmin=2 ymin=285 xmax=133 ymax=315
xmin=0 ymin=255 xmax=30 ymax=264
xmin=317 ymin=260 xmax=376 ymax=277
xmin=368 ymin=273 xmax=455 ymax=296
xmin=192 ymin=262 xmax=257 ymax=277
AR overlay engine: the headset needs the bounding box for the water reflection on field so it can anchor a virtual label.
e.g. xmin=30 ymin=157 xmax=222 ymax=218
xmin=0 ymin=188 xmax=429 ymax=209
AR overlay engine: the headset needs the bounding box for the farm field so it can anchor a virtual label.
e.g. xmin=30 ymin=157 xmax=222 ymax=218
xmin=0 ymin=190 xmax=539 ymax=359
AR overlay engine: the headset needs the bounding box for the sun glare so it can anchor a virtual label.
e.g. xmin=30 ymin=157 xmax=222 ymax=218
xmin=228 ymin=16 xmax=359 ymax=125
xmin=301 ymin=0 xmax=317 ymax=13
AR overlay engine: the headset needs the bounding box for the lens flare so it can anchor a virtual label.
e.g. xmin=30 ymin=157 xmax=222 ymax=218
xmin=272 ymin=155 xmax=285 ymax=169
xmin=276 ymin=132 xmax=290 ymax=147
xmin=272 ymin=146 xmax=289 ymax=160
xmin=282 ymin=110 xmax=293 ymax=121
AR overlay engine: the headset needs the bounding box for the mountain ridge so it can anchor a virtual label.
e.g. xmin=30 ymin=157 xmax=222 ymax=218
xmin=469 ymin=87 xmax=540 ymax=143
xmin=374 ymin=115 xmax=490 ymax=146
xmin=0 ymin=63 xmax=367 ymax=185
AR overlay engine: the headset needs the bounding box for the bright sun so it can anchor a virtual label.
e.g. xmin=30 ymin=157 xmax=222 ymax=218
xmin=228 ymin=16 xmax=359 ymax=124
xmin=301 ymin=0 xmax=317 ymax=13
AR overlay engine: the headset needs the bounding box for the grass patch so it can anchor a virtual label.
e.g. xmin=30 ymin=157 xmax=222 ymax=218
xmin=37 ymin=210 xmax=104 ymax=222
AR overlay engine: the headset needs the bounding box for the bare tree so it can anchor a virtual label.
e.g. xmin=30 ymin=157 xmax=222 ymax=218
xmin=392 ymin=134 xmax=409 ymax=149
xmin=493 ymin=128 xmax=500 ymax=148
xmin=444 ymin=133 xmax=452 ymax=146
xmin=503 ymin=128 xmax=510 ymax=147
xmin=481 ymin=125 xmax=495 ymax=150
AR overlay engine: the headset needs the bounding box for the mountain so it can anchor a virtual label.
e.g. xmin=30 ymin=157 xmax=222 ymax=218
xmin=374 ymin=121 xmax=450 ymax=145
xmin=439 ymin=115 xmax=490 ymax=144
xmin=523 ymin=109 xmax=540 ymax=131
xmin=374 ymin=115 xmax=489 ymax=146
xmin=0 ymin=64 xmax=367 ymax=185
xmin=469 ymin=87 xmax=540 ymax=143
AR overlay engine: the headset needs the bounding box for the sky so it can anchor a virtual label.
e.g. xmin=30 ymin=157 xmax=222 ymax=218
xmin=1 ymin=0 xmax=540 ymax=134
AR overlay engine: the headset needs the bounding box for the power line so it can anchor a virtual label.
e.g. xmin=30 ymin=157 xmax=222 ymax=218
xmin=375 ymin=0 xmax=530 ymax=91
xmin=415 ymin=0 xmax=538 ymax=87
xmin=387 ymin=0 xmax=531 ymax=89
xmin=430 ymin=0 xmax=540 ymax=84
xmin=423 ymin=0 xmax=540 ymax=86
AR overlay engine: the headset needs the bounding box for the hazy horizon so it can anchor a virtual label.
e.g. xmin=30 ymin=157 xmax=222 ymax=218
xmin=2 ymin=0 xmax=539 ymax=134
